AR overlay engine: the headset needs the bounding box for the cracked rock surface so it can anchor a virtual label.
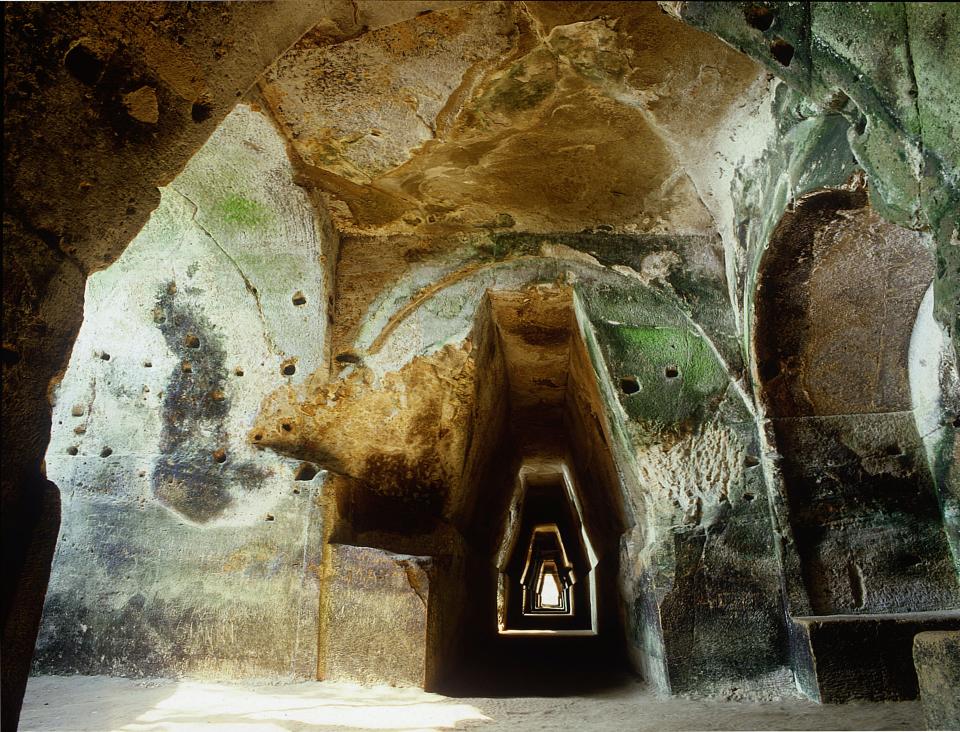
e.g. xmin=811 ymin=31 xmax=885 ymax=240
xmin=261 ymin=1 xmax=763 ymax=236
xmin=35 ymin=104 xmax=332 ymax=677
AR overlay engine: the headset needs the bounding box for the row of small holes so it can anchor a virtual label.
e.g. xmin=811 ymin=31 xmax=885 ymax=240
xmin=620 ymin=366 xmax=682 ymax=395
xmin=177 ymin=361 xmax=292 ymax=377
xmin=65 ymin=447 xmax=316 ymax=467
xmin=66 ymin=446 xmax=241 ymax=465
xmin=102 ymin=351 xmax=293 ymax=377
xmin=68 ymin=446 xmax=112 ymax=457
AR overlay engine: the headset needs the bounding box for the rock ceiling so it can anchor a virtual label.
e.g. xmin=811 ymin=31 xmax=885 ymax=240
xmin=259 ymin=1 xmax=765 ymax=237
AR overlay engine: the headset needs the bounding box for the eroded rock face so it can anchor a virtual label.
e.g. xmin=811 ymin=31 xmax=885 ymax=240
xmin=3 ymin=3 xmax=348 ymax=724
xmin=575 ymin=281 xmax=784 ymax=694
xmin=914 ymin=630 xmax=960 ymax=729
xmin=755 ymin=186 xmax=960 ymax=615
xmin=756 ymin=187 xmax=934 ymax=417
xmin=910 ymin=287 xmax=960 ymax=571
xmin=320 ymin=544 xmax=432 ymax=687
xmin=17 ymin=0 xmax=960 ymax=710
xmin=791 ymin=615 xmax=960 ymax=703
xmin=264 ymin=2 xmax=518 ymax=185
xmin=669 ymin=0 xmax=960 ymax=360
xmin=255 ymin=343 xmax=475 ymax=536
xmin=261 ymin=1 xmax=764 ymax=236
xmin=35 ymin=104 xmax=332 ymax=677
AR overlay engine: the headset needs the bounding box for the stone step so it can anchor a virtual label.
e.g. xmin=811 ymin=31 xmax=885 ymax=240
xmin=914 ymin=630 xmax=960 ymax=730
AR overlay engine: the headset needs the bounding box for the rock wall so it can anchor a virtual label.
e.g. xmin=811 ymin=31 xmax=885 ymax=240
xmin=35 ymin=104 xmax=334 ymax=678
xmin=250 ymin=219 xmax=789 ymax=694
xmin=18 ymin=0 xmax=960 ymax=708
xmin=668 ymin=0 xmax=960 ymax=364
xmin=572 ymin=282 xmax=786 ymax=695
xmin=914 ymin=630 xmax=960 ymax=728
xmin=3 ymin=2 xmax=341 ymax=724
xmin=910 ymin=287 xmax=960 ymax=573
xmin=754 ymin=186 xmax=959 ymax=616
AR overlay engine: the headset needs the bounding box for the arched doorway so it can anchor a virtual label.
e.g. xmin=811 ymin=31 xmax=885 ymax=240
xmin=753 ymin=185 xmax=958 ymax=615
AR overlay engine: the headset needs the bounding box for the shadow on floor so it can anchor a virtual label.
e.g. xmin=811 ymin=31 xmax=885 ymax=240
xmin=438 ymin=634 xmax=640 ymax=698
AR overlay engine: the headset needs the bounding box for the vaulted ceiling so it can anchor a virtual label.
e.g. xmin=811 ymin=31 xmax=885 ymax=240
xmin=258 ymin=1 xmax=764 ymax=236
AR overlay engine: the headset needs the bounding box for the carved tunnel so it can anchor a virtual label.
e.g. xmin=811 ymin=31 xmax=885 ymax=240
xmin=309 ymin=285 xmax=633 ymax=694
xmin=11 ymin=4 xmax=960 ymax=727
xmin=499 ymin=465 xmax=598 ymax=634
xmin=438 ymin=286 xmax=632 ymax=693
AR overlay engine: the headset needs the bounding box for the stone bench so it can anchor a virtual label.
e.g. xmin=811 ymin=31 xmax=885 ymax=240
xmin=790 ymin=611 xmax=960 ymax=703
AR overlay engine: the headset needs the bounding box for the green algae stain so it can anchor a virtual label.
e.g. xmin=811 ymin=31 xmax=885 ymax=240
xmin=596 ymin=323 xmax=729 ymax=427
xmin=214 ymin=194 xmax=270 ymax=230
xmin=476 ymin=48 xmax=557 ymax=117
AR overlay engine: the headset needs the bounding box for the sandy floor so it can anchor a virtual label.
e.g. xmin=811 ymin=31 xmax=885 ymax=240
xmin=21 ymin=675 xmax=924 ymax=732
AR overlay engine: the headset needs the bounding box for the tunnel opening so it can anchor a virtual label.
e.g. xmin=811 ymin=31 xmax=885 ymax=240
xmin=498 ymin=466 xmax=597 ymax=634
xmin=313 ymin=285 xmax=634 ymax=695
xmin=435 ymin=285 xmax=634 ymax=697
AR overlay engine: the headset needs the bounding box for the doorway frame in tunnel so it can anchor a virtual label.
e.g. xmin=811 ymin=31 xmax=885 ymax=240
xmin=521 ymin=524 xmax=575 ymax=616
xmin=496 ymin=460 xmax=599 ymax=636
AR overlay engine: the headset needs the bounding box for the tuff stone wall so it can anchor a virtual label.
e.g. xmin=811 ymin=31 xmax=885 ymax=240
xmin=34 ymin=104 xmax=333 ymax=678
xmin=250 ymin=217 xmax=789 ymax=694
xmin=12 ymin=0 xmax=960 ymax=712
xmin=755 ymin=186 xmax=959 ymax=616
xmin=910 ymin=287 xmax=960 ymax=573
xmin=3 ymin=3 xmax=346 ymax=725
xmin=914 ymin=630 xmax=960 ymax=728
xmin=667 ymin=0 xmax=960 ymax=361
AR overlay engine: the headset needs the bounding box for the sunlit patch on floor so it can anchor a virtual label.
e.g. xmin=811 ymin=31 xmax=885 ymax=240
xmin=20 ymin=677 xmax=489 ymax=732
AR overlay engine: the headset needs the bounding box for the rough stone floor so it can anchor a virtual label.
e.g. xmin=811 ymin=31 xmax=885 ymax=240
xmin=21 ymin=675 xmax=921 ymax=731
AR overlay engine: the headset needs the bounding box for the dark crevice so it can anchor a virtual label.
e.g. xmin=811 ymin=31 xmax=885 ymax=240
xmin=744 ymin=5 xmax=775 ymax=32
xmin=770 ymin=37 xmax=794 ymax=67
